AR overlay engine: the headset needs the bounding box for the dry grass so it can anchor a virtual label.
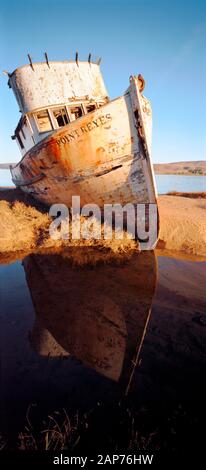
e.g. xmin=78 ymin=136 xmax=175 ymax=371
xmin=0 ymin=189 xmax=140 ymax=265
xmin=16 ymin=404 xmax=161 ymax=452
xmin=18 ymin=408 xmax=81 ymax=451
xmin=0 ymin=433 xmax=6 ymax=450
xmin=0 ymin=401 xmax=198 ymax=456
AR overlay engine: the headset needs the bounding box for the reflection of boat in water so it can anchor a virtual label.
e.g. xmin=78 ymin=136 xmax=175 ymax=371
xmin=23 ymin=251 xmax=157 ymax=386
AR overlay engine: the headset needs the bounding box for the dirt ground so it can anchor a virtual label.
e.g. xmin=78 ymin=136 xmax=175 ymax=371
xmin=158 ymin=194 xmax=206 ymax=258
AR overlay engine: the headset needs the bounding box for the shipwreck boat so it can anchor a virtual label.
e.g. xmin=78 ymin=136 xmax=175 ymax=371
xmin=4 ymin=54 xmax=157 ymax=210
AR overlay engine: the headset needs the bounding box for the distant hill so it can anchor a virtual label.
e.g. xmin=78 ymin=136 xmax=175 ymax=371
xmin=154 ymin=161 xmax=206 ymax=175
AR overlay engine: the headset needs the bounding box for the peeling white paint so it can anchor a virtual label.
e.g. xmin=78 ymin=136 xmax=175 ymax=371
xmin=9 ymin=61 xmax=108 ymax=113
xmin=8 ymin=60 xmax=158 ymax=243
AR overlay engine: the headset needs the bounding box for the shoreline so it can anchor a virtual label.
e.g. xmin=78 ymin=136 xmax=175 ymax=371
xmin=155 ymin=172 xmax=206 ymax=176
xmin=0 ymin=189 xmax=205 ymax=263
xmin=154 ymin=160 xmax=206 ymax=176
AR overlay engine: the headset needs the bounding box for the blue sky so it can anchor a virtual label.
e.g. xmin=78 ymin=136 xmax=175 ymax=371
xmin=0 ymin=0 xmax=206 ymax=184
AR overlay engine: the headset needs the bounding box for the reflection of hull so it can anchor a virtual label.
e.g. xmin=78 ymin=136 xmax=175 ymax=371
xmin=11 ymin=79 xmax=157 ymax=209
xmin=23 ymin=251 xmax=157 ymax=383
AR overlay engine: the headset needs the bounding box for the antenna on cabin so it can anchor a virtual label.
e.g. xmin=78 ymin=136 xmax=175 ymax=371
xmin=75 ymin=51 xmax=79 ymax=66
xmin=97 ymin=57 xmax=102 ymax=65
xmin=28 ymin=54 xmax=34 ymax=71
xmin=44 ymin=52 xmax=50 ymax=68
xmin=88 ymin=53 xmax=91 ymax=64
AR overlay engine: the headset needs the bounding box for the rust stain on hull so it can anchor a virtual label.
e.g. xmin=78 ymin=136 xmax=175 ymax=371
xmin=11 ymin=94 xmax=156 ymax=208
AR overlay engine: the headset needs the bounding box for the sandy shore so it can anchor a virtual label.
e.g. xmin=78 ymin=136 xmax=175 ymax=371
xmin=157 ymin=195 xmax=206 ymax=258
xmin=0 ymin=188 xmax=205 ymax=262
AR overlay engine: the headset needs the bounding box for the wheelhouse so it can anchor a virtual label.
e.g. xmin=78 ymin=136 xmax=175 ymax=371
xmin=12 ymin=98 xmax=107 ymax=156
xmin=8 ymin=57 xmax=109 ymax=156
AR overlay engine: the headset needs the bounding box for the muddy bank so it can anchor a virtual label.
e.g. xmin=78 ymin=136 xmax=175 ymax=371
xmin=0 ymin=189 xmax=205 ymax=261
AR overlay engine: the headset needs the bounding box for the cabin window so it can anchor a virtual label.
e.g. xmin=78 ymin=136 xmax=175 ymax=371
xmin=53 ymin=107 xmax=69 ymax=127
xmin=86 ymin=104 xmax=96 ymax=113
xmin=16 ymin=132 xmax=24 ymax=149
xmin=70 ymin=106 xmax=83 ymax=121
xmin=35 ymin=110 xmax=52 ymax=132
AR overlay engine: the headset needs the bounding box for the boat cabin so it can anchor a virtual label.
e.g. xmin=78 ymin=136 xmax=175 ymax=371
xmin=8 ymin=57 xmax=109 ymax=156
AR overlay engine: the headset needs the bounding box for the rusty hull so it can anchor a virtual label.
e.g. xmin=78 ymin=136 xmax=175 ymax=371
xmin=11 ymin=93 xmax=156 ymax=208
